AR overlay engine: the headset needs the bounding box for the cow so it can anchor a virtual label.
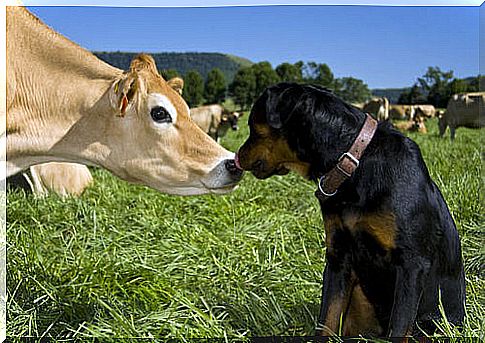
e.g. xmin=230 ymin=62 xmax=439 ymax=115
xmin=8 ymin=163 xmax=93 ymax=197
xmin=351 ymin=103 xmax=364 ymax=110
xmin=363 ymin=97 xmax=390 ymax=121
xmin=190 ymin=104 xmax=241 ymax=142
xmin=389 ymin=105 xmax=415 ymax=120
xmin=394 ymin=116 xmax=427 ymax=134
xmin=5 ymin=7 xmax=243 ymax=196
xmin=439 ymin=92 xmax=485 ymax=140
xmin=414 ymin=104 xmax=436 ymax=119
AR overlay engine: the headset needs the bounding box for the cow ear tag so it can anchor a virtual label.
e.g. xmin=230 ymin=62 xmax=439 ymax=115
xmin=119 ymin=95 xmax=129 ymax=117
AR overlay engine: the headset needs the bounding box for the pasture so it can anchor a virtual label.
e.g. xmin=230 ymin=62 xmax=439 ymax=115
xmin=6 ymin=118 xmax=484 ymax=340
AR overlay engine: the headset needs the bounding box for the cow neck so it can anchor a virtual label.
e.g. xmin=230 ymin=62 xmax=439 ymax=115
xmin=314 ymin=113 xmax=378 ymax=203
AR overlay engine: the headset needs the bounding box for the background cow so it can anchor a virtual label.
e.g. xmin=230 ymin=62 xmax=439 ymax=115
xmin=439 ymin=92 xmax=485 ymax=140
xmin=363 ymin=97 xmax=390 ymax=121
xmin=190 ymin=104 xmax=241 ymax=142
xmin=389 ymin=104 xmax=415 ymax=120
xmin=414 ymin=104 xmax=436 ymax=119
xmin=394 ymin=115 xmax=427 ymax=134
xmin=8 ymin=163 xmax=93 ymax=197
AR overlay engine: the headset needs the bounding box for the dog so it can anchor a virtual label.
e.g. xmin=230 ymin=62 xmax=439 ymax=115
xmin=235 ymin=83 xmax=465 ymax=337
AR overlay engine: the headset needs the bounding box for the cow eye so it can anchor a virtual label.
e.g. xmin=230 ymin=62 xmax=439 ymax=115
xmin=150 ymin=106 xmax=172 ymax=123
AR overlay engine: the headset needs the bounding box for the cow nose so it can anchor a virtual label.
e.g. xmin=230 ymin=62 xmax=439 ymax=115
xmin=224 ymin=159 xmax=244 ymax=179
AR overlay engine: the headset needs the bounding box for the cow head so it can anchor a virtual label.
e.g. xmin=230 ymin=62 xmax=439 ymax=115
xmin=412 ymin=116 xmax=427 ymax=134
xmin=101 ymin=54 xmax=242 ymax=195
xmin=221 ymin=111 xmax=241 ymax=131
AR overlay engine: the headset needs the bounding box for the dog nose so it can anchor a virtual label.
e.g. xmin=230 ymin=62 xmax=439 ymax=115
xmin=224 ymin=159 xmax=244 ymax=180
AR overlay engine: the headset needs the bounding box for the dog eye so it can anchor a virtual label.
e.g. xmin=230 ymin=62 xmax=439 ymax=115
xmin=150 ymin=106 xmax=172 ymax=123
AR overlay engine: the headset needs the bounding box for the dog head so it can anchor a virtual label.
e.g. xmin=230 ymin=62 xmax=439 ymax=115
xmin=237 ymin=83 xmax=365 ymax=180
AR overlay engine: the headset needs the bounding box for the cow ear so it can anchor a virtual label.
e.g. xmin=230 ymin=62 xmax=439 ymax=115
xmin=110 ymin=72 xmax=142 ymax=117
xmin=167 ymin=77 xmax=184 ymax=95
xmin=129 ymin=54 xmax=158 ymax=74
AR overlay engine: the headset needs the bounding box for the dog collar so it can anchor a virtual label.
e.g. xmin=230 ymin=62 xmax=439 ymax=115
xmin=315 ymin=113 xmax=378 ymax=202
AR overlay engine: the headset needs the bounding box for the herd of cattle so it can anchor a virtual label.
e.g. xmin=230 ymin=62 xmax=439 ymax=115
xmin=5 ymin=7 xmax=484 ymax=199
xmin=355 ymin=92 xmax=484 ymax=137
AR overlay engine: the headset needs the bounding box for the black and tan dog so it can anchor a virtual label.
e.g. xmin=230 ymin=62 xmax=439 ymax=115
xmin=236 ymin=83 xmax=465 ymax=337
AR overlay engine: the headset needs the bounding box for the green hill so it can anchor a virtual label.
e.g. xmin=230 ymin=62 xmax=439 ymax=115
xmin=371 ymin=88 xmax=409 ymax=104
xmin=94 ymin=51 xmax=253 ymax=83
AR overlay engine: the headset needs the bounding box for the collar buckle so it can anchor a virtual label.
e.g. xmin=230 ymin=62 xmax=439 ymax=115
xmin=314 ymin=113 xmax=378 ymax=203
xmin=339 ymin=151 xmax=360 ymax=167
xmin=336 ymin=152 xmax=360 ymax=178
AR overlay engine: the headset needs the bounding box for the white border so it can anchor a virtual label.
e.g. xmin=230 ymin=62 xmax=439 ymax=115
xmin=0 ymin=1 xmax=482 ymax=342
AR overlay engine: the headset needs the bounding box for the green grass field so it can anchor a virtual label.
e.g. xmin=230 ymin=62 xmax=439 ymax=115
xmin=6 ymin=117 xmax=484 ymax=341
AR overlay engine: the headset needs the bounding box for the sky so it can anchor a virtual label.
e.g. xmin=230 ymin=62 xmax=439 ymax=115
xmin=28 ymin=5 xmax=481 ymax=89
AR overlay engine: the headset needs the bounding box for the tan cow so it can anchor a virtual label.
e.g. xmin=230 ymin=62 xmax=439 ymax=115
xmin=190 ymin=104 xmax=241 ymax=142
xmin=9 ymin=163 xmax=93 ymax=197
xmin=439 ymin=92 xmax=485 ymax=140
xmin=351 ymin=103 xmax=364 ymax=110
xmin=389 ymin=105 xmax=415 ymax=120
xmin=414 ymin=104 xmax=436 ymax=119
xmin=394 ymin=117 xmax=427 ymax=134
xmin=8 ymin=163 xmax=93 ymax=197
xmin=5 ymin=7 xmax=242 ymax=195
xmin=363 ymin=97 xmax=389 ymax=121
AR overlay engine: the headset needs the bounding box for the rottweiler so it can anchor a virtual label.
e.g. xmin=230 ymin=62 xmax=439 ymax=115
xmin=236 ymin=83 xmax=465 ymax=337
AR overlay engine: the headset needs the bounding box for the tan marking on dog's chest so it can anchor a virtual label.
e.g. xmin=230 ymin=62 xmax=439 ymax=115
xmin=343 ymin=211 xmax=397 ymax=250
xmin=343 ymin=284 xmax=383 ymax=336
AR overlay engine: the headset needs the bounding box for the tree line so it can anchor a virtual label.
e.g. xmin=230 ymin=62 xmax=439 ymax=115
xmin=165 ymin=61 xmax=372 ymax=109
xmin=398 ymin=67 xmax=481 ymax=108
xmin=165 ymin=62 xmax=481 ymax=110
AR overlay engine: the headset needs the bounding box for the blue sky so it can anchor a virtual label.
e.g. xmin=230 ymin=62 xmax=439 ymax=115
xmin=28 ymin=5 xmax=480 ymax=89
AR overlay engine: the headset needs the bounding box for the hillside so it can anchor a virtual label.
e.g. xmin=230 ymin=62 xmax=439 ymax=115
xmin=94 ymin=51 xmax=253 ymax=83
xmin=371 ymin=87 xmax=409 ymax=103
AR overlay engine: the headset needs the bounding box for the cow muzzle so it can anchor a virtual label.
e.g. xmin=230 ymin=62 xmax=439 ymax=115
xmin=201 ymin=158 xmax=244 ymax=194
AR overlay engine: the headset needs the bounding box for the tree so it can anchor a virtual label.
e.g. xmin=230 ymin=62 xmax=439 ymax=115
xmin=275 ymin=62 xmax=303 ymax=82
xmin=204 ymin=68 xmax=227 ymax=104
xmin=251 ymin=61 xmax=280 ymax=97
xmin=183 ymin=70 xmax=204 ymax=107
xmin=467 ymin=76 xmax=480 ymax=92
xmin=398 ymin=84 xmax=426 ymax=104
xmin=303 ymin=62 xmax=334 ymax=88
xmin=418 ymin=67 xmax=454 ymax=108
xmin=160 ymin=68 xmax=179 ymax=80
xmin=334 ymin=77 xmax=371 ymax=103
xmin=229 ymin=67 xmax=256 ymax=110
xmin=447 ymin=78 xmax=469 ymax=96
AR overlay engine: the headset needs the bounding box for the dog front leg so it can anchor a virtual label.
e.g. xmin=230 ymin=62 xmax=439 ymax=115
xmin=388 ymin=261 xmax=427 ymax=337
xmin=315 ymin=259 xmax=354 ymax=336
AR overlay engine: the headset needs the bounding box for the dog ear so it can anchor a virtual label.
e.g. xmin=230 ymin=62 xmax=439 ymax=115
xmin=266 ymin=87 xmax=304 ymax=129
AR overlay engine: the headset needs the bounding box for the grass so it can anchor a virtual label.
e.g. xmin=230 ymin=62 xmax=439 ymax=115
xmin=6 ymin=117 xmax=484 ymax=341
